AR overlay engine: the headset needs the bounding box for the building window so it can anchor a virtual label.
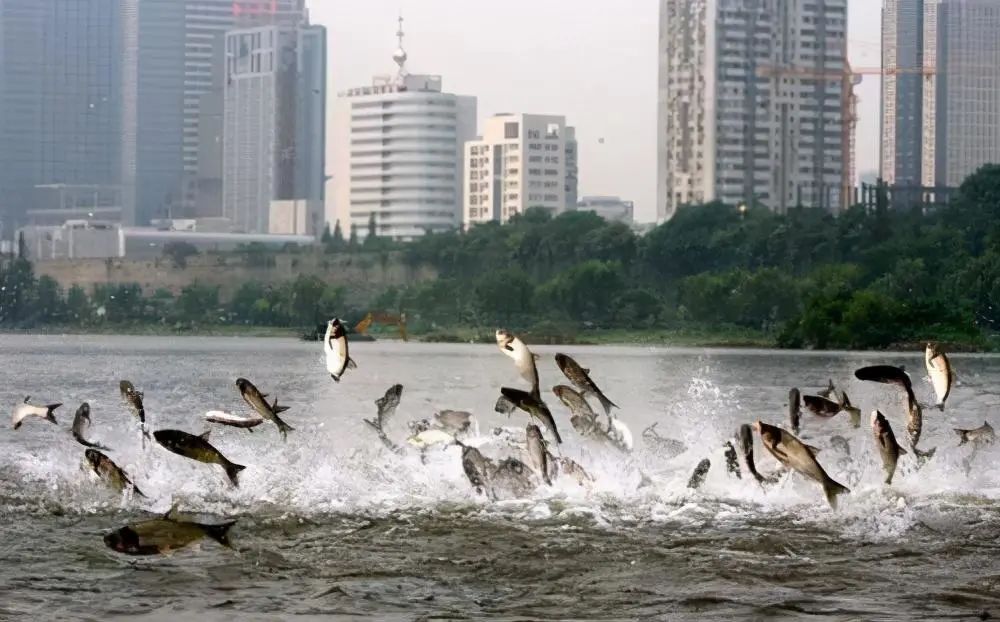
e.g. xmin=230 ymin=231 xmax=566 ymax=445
xmin=505 ymin=122 xmax=519 ymax=139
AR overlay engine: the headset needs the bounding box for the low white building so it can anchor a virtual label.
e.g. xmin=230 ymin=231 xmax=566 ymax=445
xmin=329 ymin=19 xmax=477 ymax=240
xmin=576 ymin=196 xmax=634 ymax=224
xmin=463 ymin=113 xmax=578 ymax=226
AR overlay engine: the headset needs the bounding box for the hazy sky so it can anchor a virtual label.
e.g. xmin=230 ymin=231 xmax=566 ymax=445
xmin=314 ymin=1 xmax=884 ymax=223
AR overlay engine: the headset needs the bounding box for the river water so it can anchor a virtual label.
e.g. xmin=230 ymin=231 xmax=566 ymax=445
xmin=1 ymin=335 xmax=1000 ymax=620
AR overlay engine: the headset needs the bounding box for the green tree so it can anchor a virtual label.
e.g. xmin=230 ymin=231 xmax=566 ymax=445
xmin=162 ymin=241 xmax=199 ymax=268
xmin=175 ymin=283 xmax=219 ymax=323
xmin=65 ymin=284 xmax=91 ymax=323
xmin=34 ymin=275 xmax=64 ymax=323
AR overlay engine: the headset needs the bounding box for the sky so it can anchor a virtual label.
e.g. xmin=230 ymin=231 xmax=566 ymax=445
xmin=313 ymin=1 xmax=884 ymax=223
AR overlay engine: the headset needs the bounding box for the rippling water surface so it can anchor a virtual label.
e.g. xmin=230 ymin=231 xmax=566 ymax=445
xmin=2 ymin=335 xmax=1000 ymax=621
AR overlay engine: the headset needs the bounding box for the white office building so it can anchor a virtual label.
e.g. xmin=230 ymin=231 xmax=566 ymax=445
xmin=463 ymin=114 xmax=578 ymax=226
xmin=329 ymin=20 xmax=477 ymax=240
xmin=657 ymin=0 xmax=848 ymax=221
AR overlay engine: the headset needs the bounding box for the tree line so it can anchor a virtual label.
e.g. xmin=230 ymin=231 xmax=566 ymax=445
xmin=3 ymin=164 xmax=1000 ymax=348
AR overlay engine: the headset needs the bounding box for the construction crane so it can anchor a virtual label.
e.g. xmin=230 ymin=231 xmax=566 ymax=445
xmin=755 ymin=64 xmax=938 ymax=210
xmin=355 ymin=311 xmax=408 ymax=341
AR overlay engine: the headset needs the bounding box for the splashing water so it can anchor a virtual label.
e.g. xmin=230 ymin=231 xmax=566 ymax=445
xmin=2 ymin=335 xmax=1000 ymax=619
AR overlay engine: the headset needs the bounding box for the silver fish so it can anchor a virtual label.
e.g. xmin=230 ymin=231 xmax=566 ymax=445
xmin=324 ymin=318 xmax=357 ymax=382
xmin=12 ymin=396 xmax=60 ymax=430
xmin=872 ymin=410 xmax=906 ymax=484
xmin=72 ymin=403 xmax=109 ymax=449
xmin=755 ymin=421 xmax=849 ymax=508
xmin=954 ymin=421 xmax=994 ymax=447
xmin=925 ymin=343 xmax=953 ymax=411
xmin=525 ymin=424 xmax=552 ymax=485
xmin=555 ymin=353 xmax=617 ymax=418
xmin=496 ymin=329 xmax=540 ymax=399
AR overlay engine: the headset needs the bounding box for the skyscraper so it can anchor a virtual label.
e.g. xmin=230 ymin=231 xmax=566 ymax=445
xmin=222 ymin=24 xmax=326 ymax=234
xmin=880 ymin=0 xmax=937 ymax=186
xmin=182 ymin=0 xmax=306 ymax=212
xmin=330 ymin=19 xmax=477 ymax=240
xmin=0 ymin=0 xmax=125 ymax=229
xmin=882 ymin=0 xmax=1000 ymax=189
xmin=935 ymin=0 xmax=1000 ymax=186
xmin=657 ymin=0 xmax=848 ymax=221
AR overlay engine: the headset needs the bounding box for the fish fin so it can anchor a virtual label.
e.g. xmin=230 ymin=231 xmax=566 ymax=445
xmin=132 ymin=484 xmax=147 ymax=499
xmin=163 ymin=502 xmax=180 ymax=521
xmin=199 ymin=430 xmax=211 ymax=441
xmin=347 ymin=358 xmax=358 ymax=370
xmin=898 ymin=446 xmax=907 ymax=456
xmin=45 ymin=403 xmax=61 ymax=424
xmin=937 ymin=402 xmax=945 ymax=412
xmin=271 ymin=398 xmax=291 ymax=414
xmin=23 ymin=396 xmax=30 ymax=404
xmin=225 ymin=463 xmax=246 ymax=487
xmin=597 ymin=393 xmax=618 ymax=416
xmin=330 ymin=373 xmax=341 ymax=382
xmin=203 ymin=520 xmax=238 ymax=548
xmin=551 ymin=423 xmax=563 ymax=444
xmin=823 ymin=479 xmax=850 ymax=509
xmin=805 ymin=444 xmax=821 ymax=456
xmin=13 ymin=421 xmax=21 ymax=430
xmin=582 ymin=367 xmax=590 ymax=373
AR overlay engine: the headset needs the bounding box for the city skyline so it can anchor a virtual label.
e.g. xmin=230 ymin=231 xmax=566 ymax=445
xmin=317 ymin=1 xmax=885 ymax=223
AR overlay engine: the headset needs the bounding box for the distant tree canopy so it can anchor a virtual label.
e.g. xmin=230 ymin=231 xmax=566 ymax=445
xmin=3 ymin=164 xmax=1000 ymax=348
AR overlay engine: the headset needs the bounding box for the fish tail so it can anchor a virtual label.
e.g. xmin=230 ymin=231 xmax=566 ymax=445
xmin=203 ymin=520 xmax=238 ymax=548
xmin=954 ymin=429 xmax=968 ymax=446
xmin=45 ymin=403 xmax=61 ymax=424
xmin=330 ymin=373 xmax=341 ymax=383
xmin=132 ymin=483 xmax=147 ymax=499
xmin=913 ymin=446 xmax=937 ymax=464
xmin=937 ymin=402 xmax=945 ymax=412
xmin=275 ymin=416 xmax=294 ymax=441
xmin=596 ymin=393 xmax=618 ymax=417
xmin=552 ymin=425 xmax=563 ymax=445
xmin=225 ymin=462 xmax=247 ymax=487
xmin=823 ymin=479 xmax=850 ymax=509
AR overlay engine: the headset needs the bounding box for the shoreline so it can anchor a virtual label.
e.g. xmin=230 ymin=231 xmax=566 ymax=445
xmin=2 ymin=325 xmax=996 ymax=352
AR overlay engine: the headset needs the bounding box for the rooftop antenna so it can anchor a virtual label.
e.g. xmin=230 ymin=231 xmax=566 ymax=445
xmin=393 ymin=13 xmax=408 ymax=81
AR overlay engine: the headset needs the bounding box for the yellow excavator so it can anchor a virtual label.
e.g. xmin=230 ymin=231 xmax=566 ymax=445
xmin=355 ymin=312 xmax=408 ymax=341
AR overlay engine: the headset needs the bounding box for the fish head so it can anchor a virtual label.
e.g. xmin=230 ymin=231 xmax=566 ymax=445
xmin=554 ymin=353 xmax=569 ymax=369
xmin=329 ymin=318 xmax=345 ymax=338
xmin=152 ymin=430 xmax=176 ymax=450
xmin=871 ymin=410 xmax=887 ymax=434
xmin=754 ymin=420 xmax=778 ymax=446
xmin=104 ymin=526 xmax=140 ymax=554
xmin=119 ymin=380 xmax=133 ymax=395
xmin=495 ymin=329 xmax=513 ymax=348
xmin=235 ymin=378 xmax=251 ymax=393
xmin=926 ymin=342 xmax=939 ymax=357
xmin=738 ymin=423 xmax=753 ymax=451
xmin=84 ymin=449 xmax=102 ymax=469
xmin=525 ymin=424 xmax=543 ymax=441
xmin=76 ymin=402 xmax=91 ymax=421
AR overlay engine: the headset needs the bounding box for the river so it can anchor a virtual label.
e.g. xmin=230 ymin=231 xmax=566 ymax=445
xmin=1 ymin=335 xmax=999 ymax=620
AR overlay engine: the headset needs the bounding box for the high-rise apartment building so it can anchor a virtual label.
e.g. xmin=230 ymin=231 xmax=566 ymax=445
xmin=330 ymin=20 xmax=477 ymax=240
xmin=222 ymin=24 xmax=326 ymax=234
xmin=882 ymin=0 xmax=1000 ymax=189
xmin=463 ymin=114 xmax=578 ymax=226
xmin=657 ymin=0 xmax=848 ymax=221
